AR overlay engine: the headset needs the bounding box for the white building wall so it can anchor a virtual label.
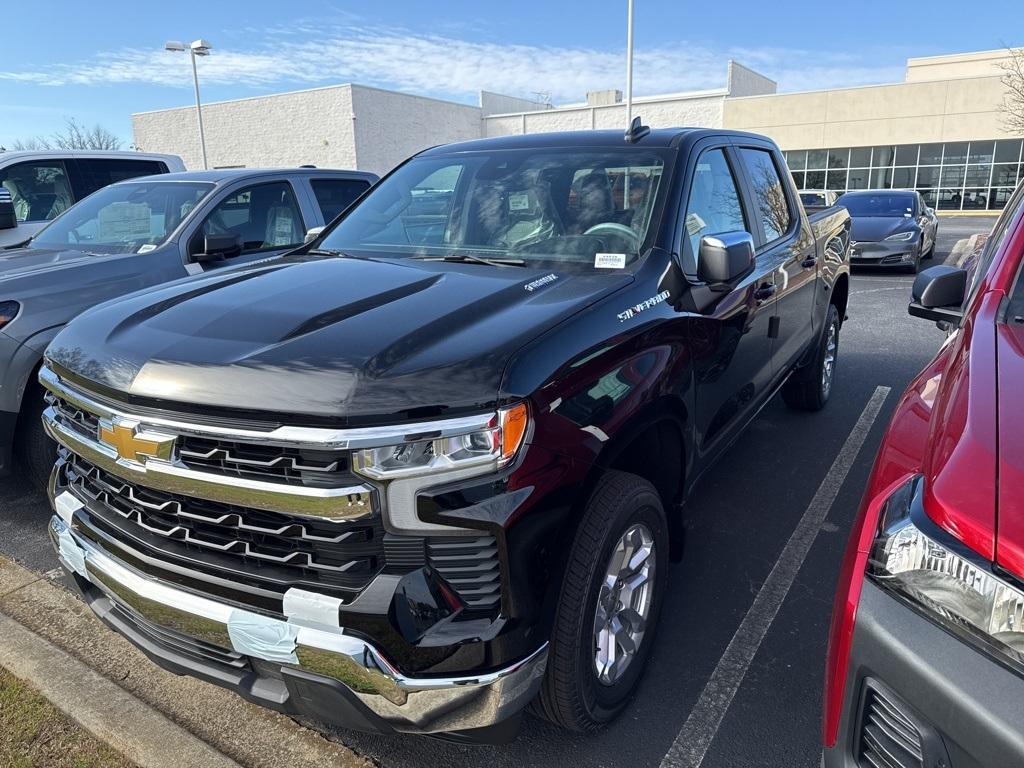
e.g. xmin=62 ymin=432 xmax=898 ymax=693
xmin=132 ymin=85 xmax=358 ymax=170
xmin=726 ymin=60 xmax=778 ymax=97
xmin=350 ymin=86 xmax=482 ymax=176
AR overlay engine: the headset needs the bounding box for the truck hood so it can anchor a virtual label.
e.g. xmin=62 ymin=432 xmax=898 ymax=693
xmin=850 ymin=216 xmax=917 ymax=243
xmin=0 ymin=245 xmax=103 ymax=281
xmin=47 ymin=254 xmax=632 ymax=424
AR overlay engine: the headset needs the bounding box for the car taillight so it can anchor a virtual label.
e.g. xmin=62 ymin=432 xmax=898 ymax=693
xmin=822 ymin=474 xmax=917 ymax=748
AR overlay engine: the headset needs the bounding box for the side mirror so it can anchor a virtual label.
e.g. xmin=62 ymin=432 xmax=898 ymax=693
xmin=0 ymin=189 xmax=16 ymax=230
xmin=697 ymin=232 xmax=756 ymax=286
xmin=194 ymin=233 xmax=243 ymax=262
xmin=908 ymin=265 xmax=966 ymax=323
xmin=304 ymin=226 xmax=325 ymax=245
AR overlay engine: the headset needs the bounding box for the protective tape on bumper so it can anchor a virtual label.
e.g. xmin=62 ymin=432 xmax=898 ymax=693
xmin=54 ymin=490 xmax=84 ymax=525
xmin=282 ymin=587 xmax=343 ymax=628
xmin=57 ymin=527 xmax=87 ymax=577
xmin=226 ymin=609 xmax=299 ymax=665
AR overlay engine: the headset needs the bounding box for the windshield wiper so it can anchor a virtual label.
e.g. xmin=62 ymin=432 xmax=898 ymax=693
xmin=409 ymin=253 xmax=527 ymax=267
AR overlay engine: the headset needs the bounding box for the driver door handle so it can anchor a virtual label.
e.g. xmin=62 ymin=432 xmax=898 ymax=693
xmin=753 ymin=283 xmax=776 ymax=304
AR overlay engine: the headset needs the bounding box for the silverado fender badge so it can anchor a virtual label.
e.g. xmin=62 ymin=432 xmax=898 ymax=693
xmin=617 ymin=291 xmax=670 ymax=323
xmin=524 ymin=273 xmax=558 ymax=292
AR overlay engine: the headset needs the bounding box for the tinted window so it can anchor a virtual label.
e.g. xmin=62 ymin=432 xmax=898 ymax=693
xmin=836 ymin=192 xmax=916 ymax=218
xmin=311 ymin=178 xmax=370 ymax=223
xmin=75 ymin=159 xmax=167 ymax=198
xmin=682 ymin=148 xmax=747 ymax=265
xmin=195 ymin=182 xmax=305 ymax=255
xmin=0 ymin=160 xmax=73 ymax=222
xmin=32 ymin=181 xmax=213 ymax=253
xmin=966 ymin=184 xmax=1024 ymax=308
xmin=740 ymin=148 xmax=792 ymax=243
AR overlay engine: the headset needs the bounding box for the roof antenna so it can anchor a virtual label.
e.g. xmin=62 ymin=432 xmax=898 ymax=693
xmin=625 ymin=115 xmax=650 ymax=143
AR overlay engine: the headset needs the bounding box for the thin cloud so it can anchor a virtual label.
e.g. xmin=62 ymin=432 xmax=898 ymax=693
xmin=0 ymin=22 xmax=905 ymax=102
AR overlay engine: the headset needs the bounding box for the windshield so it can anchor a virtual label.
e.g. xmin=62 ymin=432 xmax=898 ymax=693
xmin=32 ymin=181 xmax=214 ymax=253
xmin=836 ymin=192 xmax=915 ymax=218
xmin=319 ymin=148 xmax=670 ymax=268
xmin=800 ymin=192 xmax=827 ymax=207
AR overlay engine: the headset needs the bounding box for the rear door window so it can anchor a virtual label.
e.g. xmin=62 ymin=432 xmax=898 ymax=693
xmin=310 ymin=178 xmax=370 ymax=223
xmin=192 ymin=181 xmax=305 ymax=256
xmin=0 ymin=160 xmax=74 ymax=222
xmin=74 ymin=158 xmax=168 ymax=199
xmin=739 ymin=148 xmax=793 ymax=244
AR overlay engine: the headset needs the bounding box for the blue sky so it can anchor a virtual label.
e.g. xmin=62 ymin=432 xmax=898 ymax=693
xmin=2 ymin=0 xmax=1022 ymax=149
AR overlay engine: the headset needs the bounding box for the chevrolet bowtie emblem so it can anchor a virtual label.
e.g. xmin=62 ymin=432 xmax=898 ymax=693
xmin=98 ymin=420 xmax=175 ymax=463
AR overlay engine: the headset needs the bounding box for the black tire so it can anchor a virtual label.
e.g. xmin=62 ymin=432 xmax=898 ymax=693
xmin=15 ymin=383 xmax=57 ymax=490
xmin=533 ymin=470 xmax=669 ymax=731
xmin=782 ymin=303 xmax=840 ymax=412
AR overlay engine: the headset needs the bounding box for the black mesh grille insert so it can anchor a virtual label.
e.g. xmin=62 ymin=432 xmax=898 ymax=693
xmin=858 ymin=687 xmax=924 ymax=768
xmin=427 ymin=535 xmax=501 ymax=610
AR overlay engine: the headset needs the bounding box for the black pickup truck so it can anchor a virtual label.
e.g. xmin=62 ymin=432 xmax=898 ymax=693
xmin=41 ymin=127 xmax=850 ymax=742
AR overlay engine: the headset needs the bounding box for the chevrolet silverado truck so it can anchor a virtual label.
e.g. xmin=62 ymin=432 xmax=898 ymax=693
xmin=41 ymin=126 xmax=850 ymax=741
xmin=0 ymin=167 xmax=376 ymax=486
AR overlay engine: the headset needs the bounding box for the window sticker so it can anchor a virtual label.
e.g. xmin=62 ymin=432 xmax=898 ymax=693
xmin=685 ymin=213 xmax=707 ymax=236
xmin=595 ymin=252 xmax=627 ymax=269
xmin=98 ymin=202 xmax=151 ymax=241
xmin=508 ymin=192 xmax=530 ymax=211
xmin=138 ymin=244 xmax=157 ymax=253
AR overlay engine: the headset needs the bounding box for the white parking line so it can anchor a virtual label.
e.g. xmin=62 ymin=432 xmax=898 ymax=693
xmin=659 ymin=386 xmax=891 ymax=768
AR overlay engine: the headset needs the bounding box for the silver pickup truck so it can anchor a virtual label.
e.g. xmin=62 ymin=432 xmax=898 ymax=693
xmin=0 ymin=166 xmax=377 ymax=486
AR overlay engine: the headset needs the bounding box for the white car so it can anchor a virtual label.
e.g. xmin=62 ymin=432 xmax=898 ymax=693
xmin=0 ymin=150 xmax=185 ymax=248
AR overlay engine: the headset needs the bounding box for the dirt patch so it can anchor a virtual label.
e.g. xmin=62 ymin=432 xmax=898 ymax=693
xmin=0 ymin=666 xmax=133 ymax=768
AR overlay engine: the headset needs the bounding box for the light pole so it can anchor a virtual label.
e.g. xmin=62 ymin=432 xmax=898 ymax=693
xmin=625 ymin=0 xmax=635 ymax=130
xmin=165 ymin=39 xmax=212 ymax=169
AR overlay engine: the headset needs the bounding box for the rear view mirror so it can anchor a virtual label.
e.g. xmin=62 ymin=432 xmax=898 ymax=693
xmin=908 ymin=265 xmax=966 ymax=323
xmin=194 ymin=233 xmax=243 ymax=262
xmin=0 ymin=189 xmax=16 ymax=230
xmin=304 ymin=226 xmax=325 ymax=244
xmin=698 ymin=232 xmax=755 ymax=286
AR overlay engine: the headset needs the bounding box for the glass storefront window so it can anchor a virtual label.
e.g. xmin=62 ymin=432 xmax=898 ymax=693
xmin=787 ymin=151 xmax=807 ymax=171
xmin=916 ymin=166 xmax=940 ymax=186
xmin=965 ymin=164 xmax=992 ymax=186
xmin=943 ymin=142 xmax=969 ymax=164
xmin=992 ymin=164 xmax=1022 ymax=186
xmin=937 ymin=188 xmax=963 ymax=210
xmin=990 ymin=187 xmax=1017 ymax=210
xmin=847 ymin=168 xmax=870 ymax=189
xmin=871 ymin=168 xmax=893 ymax=188
xmin=919 ymin=144 xmax=944 ymax=165
xmin=941 ymin=165 xmax=966 ymax=187
xmin=805 ymin=170 xmax=826 ymax=189
xmin=806 ymin=150 xmax=827 ymax=170
xmin=791 ymin=170 xmax=805 ymax=189
xmin=962 ymin=188 xmax=989 ymax=209
xmin=894 ymin=145 xmax=919 ymax=166
xmin=892 ymin=167 xmax=915 ymax=188
xmin=917 ymin=189 xmax=938 ymax=208
xmin=826 ymin=169 xmax=847 ymax=190
xmin=849 ymin=147 xmax=872 ymax=167
xmin=828 ymin=149 xmax=849 ymax=169
xmin=995 ymin=140 xmax=1023 ymax=164
xmin=872 ymin=146 xmax=895 ymax=167
xmin=968 ymin=141 xmax=995 ymax=164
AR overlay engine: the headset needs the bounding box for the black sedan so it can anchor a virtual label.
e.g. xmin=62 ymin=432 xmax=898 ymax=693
xmin=836 ymin=190 xmax=939 ymax=272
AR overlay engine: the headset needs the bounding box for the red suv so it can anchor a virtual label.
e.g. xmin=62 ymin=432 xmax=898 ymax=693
xmin=822 ymin=183 xmax=1024 ymax=767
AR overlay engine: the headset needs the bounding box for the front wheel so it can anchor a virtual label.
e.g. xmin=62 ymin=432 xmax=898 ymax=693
xmin=533 ymin=471 xmax=669 ymax=731
xmin=782 ymin=303 xmax=840 ymax=412
xmin=16 ymin=384 xmax=58 ymax=490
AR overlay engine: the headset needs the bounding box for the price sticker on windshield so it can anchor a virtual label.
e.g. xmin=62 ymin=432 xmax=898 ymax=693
xmin=595 ymin=252 xmax=627 ymax=269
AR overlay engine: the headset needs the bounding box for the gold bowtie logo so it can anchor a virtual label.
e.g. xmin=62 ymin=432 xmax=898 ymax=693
xmin=98 ymin=420 xmax=175 ymax=463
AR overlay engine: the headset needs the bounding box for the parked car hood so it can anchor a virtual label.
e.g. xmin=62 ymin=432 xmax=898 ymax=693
xmin=47 ymin=254 xmax=633 ymax=424
xmin=850 ymin=216 xmax=917 ymax=243
xmin=0 ymin=245 xmax=103 ymax=280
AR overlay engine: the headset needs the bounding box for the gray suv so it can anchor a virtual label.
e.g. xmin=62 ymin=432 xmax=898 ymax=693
xmin=0 ymin=167 xmax=377 ymax=485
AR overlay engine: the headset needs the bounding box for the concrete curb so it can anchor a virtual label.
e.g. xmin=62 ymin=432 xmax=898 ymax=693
xmin=0 ymin=613 xmax=242 ymax=768
xmin=0 ymin=557 xmax=374 ymax=768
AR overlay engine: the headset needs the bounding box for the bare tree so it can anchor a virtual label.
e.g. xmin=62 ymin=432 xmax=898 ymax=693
xmin=11 ymin=118 xmax=123 ymax=152
xmin=998 ymin=47 xmax=1024 ymax=136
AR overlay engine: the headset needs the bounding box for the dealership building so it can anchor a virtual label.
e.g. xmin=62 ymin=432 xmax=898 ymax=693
xmin=133 ymin=48 xmax=1022 ymax=212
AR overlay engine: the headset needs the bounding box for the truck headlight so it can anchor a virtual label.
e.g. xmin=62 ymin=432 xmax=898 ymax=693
xmin=353 ymin=403 xmax=529 ymax=481
xmin=0 ymin=301 xmax=20 ymax=331
xmin=868 ymin=477 xmax=1024 ymax=671
xmin=883 ymin=230 xmax=916 ymax=242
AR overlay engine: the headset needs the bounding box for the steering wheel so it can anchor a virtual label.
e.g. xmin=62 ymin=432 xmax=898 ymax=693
xmin=583 ymin=222 xmax=640 ymax=250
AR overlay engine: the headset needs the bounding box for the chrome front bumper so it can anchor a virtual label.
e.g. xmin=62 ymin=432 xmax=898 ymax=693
xmin=49 ymin=515 xmax=547 ymax=736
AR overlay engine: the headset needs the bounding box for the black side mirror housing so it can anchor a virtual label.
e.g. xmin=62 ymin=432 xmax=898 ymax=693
xmin=908 ymin=265 xmax=967 ymax=323
xmin=194 ymin=233 xmax=243 ymax=262
xmin=697 ymin=232 xmax=756 ymax=286
xmin=0 ymin=190 xmax=17 ymax=231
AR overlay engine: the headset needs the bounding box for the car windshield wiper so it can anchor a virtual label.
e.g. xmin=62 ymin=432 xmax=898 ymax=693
xmin=408 ymin=253 xmax=527 ymax=267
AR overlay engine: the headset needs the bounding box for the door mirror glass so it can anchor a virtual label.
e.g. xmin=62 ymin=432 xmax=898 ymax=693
xmin=0 ymin=189 xmax=16 ymax=230
xmin=304 ymin=225 xmax=325 ymax=244
xmin=194 ymin=233 xmax=243 ymax=262
xmin=908 ymin=265 xmax=966 ymax=323
xmin=697 ymin=232 xmax=755 ymax=285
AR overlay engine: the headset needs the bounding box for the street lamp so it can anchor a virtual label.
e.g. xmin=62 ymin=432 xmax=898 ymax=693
xmin=165 ymin=39 xmax=212 ymax=170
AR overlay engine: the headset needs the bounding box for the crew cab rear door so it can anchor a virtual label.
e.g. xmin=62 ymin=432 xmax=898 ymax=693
xmin=681 ymin=141 xmax=776 ymax=457
xmin=733 ymin=140 xmax=817 ymax=378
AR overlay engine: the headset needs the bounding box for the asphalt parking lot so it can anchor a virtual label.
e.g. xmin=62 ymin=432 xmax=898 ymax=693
xmin=0 ymin=215 xmax=997 ymax=768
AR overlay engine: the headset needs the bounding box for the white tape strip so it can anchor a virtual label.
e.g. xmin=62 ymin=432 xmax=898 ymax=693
xmin=226 ymin=609 xmax=299 ymax=664
xmin=55 ymin=491 xmax=84 ymax=525
xmin=57 ymin=528 xmax=87 ymax=577
xmin=282 ymin=588 xmax=343 ymax=628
